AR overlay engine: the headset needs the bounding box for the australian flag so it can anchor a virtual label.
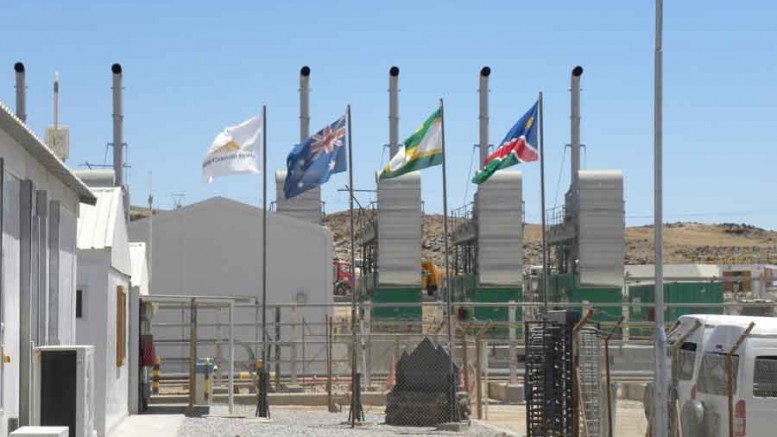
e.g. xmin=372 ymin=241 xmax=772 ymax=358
xmin=284 ymin=115 xmax=347 ymax=199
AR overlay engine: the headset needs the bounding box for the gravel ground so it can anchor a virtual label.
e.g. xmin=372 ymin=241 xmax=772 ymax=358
xmin=177 ymin=405 xmax=512 ymax=437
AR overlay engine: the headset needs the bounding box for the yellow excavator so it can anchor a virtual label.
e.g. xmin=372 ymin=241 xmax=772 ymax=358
xmin=421 ymin=260 xmax=442 ymax=296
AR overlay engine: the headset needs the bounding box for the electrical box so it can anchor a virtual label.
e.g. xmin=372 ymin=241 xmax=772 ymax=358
xmin=32 ymin=346 xmax=95 ymax=437
xmin=44 ymin=126 xmax=70 ymax=161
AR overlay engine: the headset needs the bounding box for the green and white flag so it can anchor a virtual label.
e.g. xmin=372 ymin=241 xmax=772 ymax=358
xmin=380 ymin=108 xmax=443 ymax=179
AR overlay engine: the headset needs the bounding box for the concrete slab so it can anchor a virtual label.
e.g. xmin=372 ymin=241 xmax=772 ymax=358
xmin=437 ymin=421 xmax=470 ymax=432
xmin=108 ymin=414 xmax=185 ymax=437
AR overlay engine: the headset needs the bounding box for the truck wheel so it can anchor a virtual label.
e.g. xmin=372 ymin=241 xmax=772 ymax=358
xmin=335 ymin=283 xmax=348 ymax=296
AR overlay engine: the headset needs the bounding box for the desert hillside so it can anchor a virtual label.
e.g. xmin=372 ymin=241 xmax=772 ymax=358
xmin=324 ymin=212 xmax=777 ymax=267
xmin=131 ymin=206 xmax=777 ymax=267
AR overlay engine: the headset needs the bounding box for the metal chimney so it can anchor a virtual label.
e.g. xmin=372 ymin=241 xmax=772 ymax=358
xmin=53 ymin=72 xmax=60 ymax=128
xmin=112 ymin=63 xmax=124 ymax=189
xmin=478 ymin=66 xmax=491 ymax=166
xmin=300 ymin=66 xmax=310 ymax=142
xmin=389 ymin=66 xmax=400 ymax=157
xmin=570 ymin=66 xmax=583 ymax=188
xmin=15 ymin=62 xmax=26 ymax=123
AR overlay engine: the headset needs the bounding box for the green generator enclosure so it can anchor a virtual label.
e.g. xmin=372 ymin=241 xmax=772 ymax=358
xmin=548 ymin=273 xmax=622 ymax=325
xmin=628 ymin=281 xmax=724 ymax=323
xmin=453 ymin=273 xmax=522 ymax=336
xmin=362 ymin=273 xmax=423 ymax=324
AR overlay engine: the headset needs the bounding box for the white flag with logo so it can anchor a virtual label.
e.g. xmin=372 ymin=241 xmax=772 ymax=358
xmin=202 ymin=115 xmax=263 ymax=182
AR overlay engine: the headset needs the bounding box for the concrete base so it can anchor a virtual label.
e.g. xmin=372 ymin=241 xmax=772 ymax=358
xmin=280 ymin=384 xmax=305 ymax=393
xmin=151 ymin=391 xmax=390 ymax=407
xmin=436 ymin=421 xmax=470 ymax=432
xmin=145 ymin=404 xmax=210 ymax=416
xmin=488 ymin=383 xmax=525 ymax=403
xmin=339 ymin=421 xmax=375 ymax=427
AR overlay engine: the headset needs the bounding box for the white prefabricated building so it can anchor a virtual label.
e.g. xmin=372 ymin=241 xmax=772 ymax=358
xmin=75 ymin=185 xmax=131 ymax=436
xmin=128 ymin=196 xmax=334 ymax=375
xmin=0 ymin=102 xmax=96 ymax=436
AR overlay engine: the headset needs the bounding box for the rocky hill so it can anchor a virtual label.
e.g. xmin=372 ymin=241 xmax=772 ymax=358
xmin=323 ymin=211 xmax=777 ymax=267
xmin=131 ymin=206 xmax=777 ymax=267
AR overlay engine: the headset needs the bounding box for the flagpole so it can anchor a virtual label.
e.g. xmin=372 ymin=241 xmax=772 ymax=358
xmin=258 ymin=105 xmax=270 ymax=418
xmin=653 ymin=0 xmax=668 ymax=434
xmin=439 ymin=98 xmax=457 ymax=423
xmin=539 ymin=93 xmax=549 ymax=314
xmin=346 ymin=104 xmax=361 ymax=426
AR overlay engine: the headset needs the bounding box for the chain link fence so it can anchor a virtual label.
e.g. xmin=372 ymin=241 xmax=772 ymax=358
xmin=142 ymin=299 xmax=777 ymax=434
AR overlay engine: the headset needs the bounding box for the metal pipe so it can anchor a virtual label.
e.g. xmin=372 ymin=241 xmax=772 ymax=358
xmin=389 ymin=66 xmax=400 ymax=157
xmin=478 ymin=66 xmax=490 ymax=166
xmin=111 ymin=63 xmax=124 ymax=189
xmin=653 ymin=1 xmax=668 ymax=434
xmin=14 ymin=62 xmax=26 ymax=123
xmin=53 ymin=72 xmax=60 ymax=128
xmin=570 ymin=66 xmax=583 ymax=188
xmin=300 ymin=66 xmax=310 ymax=141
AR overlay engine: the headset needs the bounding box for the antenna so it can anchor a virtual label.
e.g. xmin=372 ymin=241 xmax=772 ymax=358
xmin=45 ymin=70 xmax=69 ymax=160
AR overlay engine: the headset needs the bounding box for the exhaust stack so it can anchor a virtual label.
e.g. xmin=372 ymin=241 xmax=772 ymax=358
xmin=479 ymin=66 xmax=491 ymax=166
xmin=53 ymin=72 xmax=60 ymax=128
xmin=112 ymin=63 xmax=124 ymax=189
xmin=570 ymin=66 xmax=583 ymax=188
xmin=389 ymin=66 xmax=400 ymax=157
xmin=15 ymin=62 xmax=26 ymax=123
xmin=300 ymin=66 xmax=310 ymax=142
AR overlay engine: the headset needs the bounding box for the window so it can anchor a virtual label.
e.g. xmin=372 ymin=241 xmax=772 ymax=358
xmin=116 ymin=286 xmax=126 ymax=367
xmin=675 ymin=342 xmax=697 ymax=381
xmin=698 ymin=352 xmax=739 ymax=395
xmin=76 ymin=289 xmax=83 ymax=318
xmin=753 ymin=356 xmax=777 ymax=398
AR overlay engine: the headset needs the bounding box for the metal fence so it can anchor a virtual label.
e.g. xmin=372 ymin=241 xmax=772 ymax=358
xmin=144 ymin=299 xmax=777 ymax=433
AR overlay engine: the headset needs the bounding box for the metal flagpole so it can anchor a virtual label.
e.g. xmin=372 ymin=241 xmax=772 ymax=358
xmin=346 ymin=105 xmax=363 ymax=426
xmin=538 ymin=93 xmax=549 ymax=314
xmin=653 ymin=0 xmax=668 ymax=435
xmin=439 ymin=98 xmax=458 ymax=423
xmin=257 ymin=105 xmax=270 ymax=418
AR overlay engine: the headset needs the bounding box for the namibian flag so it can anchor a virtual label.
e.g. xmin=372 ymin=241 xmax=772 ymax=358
xmin=472 ymin=101 xmax=538 ymax=184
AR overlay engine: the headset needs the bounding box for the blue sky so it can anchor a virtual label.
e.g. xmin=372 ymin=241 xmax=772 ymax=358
xmin=2 ymin=1 xmax=776 ymax=229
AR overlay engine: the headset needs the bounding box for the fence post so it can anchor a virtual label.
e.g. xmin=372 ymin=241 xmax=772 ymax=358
xmin=727 ymin=322 xmax=755 ymax=437
xmin=508 ymin=300 xmax=517 ymax=384
xmin=188 ymin=298 xmax=197 ymax=417
xmin=475 ymin=321 xmax=492 ymax=419
xmin=290 ymin=303 xmax=300 ymax=388
xmin=274 ymin=307 xmax=281 ymax=389
xmin=604 ymin=316 xmax=625 ymax=437
xmin=302 ymin=317 xmax=307 ymax=385
xmin=363 ymin=301 xmax=372 ymax=389
xmin=326 ymin=315 xmax=336 ymax=412
xmin=459 ymin=322 xmax=473 ymax=397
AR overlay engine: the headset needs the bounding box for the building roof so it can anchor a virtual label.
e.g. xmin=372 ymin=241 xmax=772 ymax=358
xmin=134 ymin=196 xmax=332 ymax=238
xmin=0 ymin=101 xmax=96 ymax=205
xmin=77 ymin=187 xmax=123 ymax=250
